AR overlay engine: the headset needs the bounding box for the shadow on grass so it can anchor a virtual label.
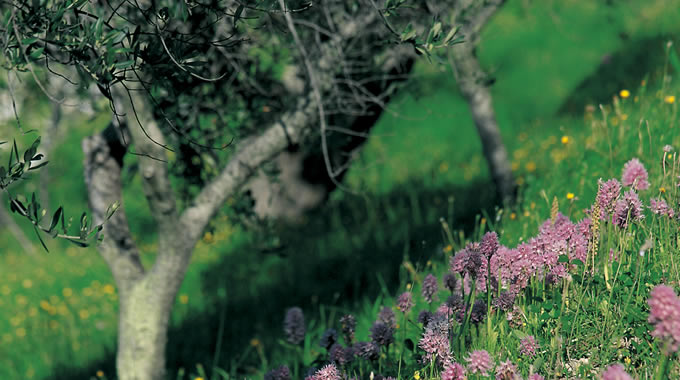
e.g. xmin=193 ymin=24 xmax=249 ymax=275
xmin=559 ymin=35 xmax=677 ymax=115
xmin=44 ymin=179 xmax=498 ymax=380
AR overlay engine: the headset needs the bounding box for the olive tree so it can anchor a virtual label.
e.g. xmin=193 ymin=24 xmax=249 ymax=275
xmin=2 ymin=0 xmax=462 ymax=378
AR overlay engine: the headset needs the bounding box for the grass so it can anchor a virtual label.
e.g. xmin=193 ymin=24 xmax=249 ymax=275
xmin=259 ymin=56 xmax=680 ymax=380
xmin=0 ymin=1 xmax=679 ymax=379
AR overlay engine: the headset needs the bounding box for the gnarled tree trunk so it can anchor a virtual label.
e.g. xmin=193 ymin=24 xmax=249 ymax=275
xmin=81 ymin=20 xmax=356 ymax=376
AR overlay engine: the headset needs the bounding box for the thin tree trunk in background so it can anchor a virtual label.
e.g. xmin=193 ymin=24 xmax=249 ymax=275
xmin=449 ymin=0 xmax=515 ymax=203
xmin=0 ymin=202 xmax=36 ymax=255
xmin=449 ymin=44 xmax=514 ymax=202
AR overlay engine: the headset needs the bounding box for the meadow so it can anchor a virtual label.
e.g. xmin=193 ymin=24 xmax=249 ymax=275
xmin=1 ymin=1 xmax=680 ymax=379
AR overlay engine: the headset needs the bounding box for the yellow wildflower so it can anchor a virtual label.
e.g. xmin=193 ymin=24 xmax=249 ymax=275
xmin=510 ymin=212 xmax=517 ymax=220
xmin=63 ymin=288 xmax=73 ymax=297
xmin=179 ymin=294 xmax=189 ymax=304
xmin=443 ymin=245 xmax=453 ymax=253
xmin=660 ymin=187 xmax=666 ymax=193
xmin=619 ymin=89 xmax=630 ymax=98
xmin=22 ymin=279 xmax=33 ymax=289
xmin=250 ymin=338 xmax=260 ymax=347
xmin=525 ymin=162 xmax=536 ymax=172
xmin=566 ymin=193 xmax=575 ymax=200
xmin=96 ymin=370 xmax=104 ymax=377
xmin=665 ymin=95 xmax=676 ymax=104
xmin=103 ymin=284 xmax=115 ymax=295
xmin=561 ymin=136 xmax=569 ymax=145
xmin=414 ymin=371 xmax=421 ymax=380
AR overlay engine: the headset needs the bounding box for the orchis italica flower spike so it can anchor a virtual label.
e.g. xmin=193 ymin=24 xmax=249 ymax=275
xmin=264 ymin=365 xmax=291 ymax=380
xmin=354 ymin=341 xmax=379 ymax=361
xmin=417 ymin=310 xmax=434 ymax=327
xmin=422 ymin=274 xmax=439 ymax=303
xmin=443 ymin=272 xmax=457 ymax=292
xmin=493 ymin=291 xmax=515 ymax=312
xmin=597 ymin=178 xmax=622 ymax=217
xmin=622 ymin=158 xmax=649 ymax=190
xmin=284 ymin=307 xmax=305 ymax=345
xmin=601 ymin=364 xmax=633 ymax=380
xmin=465 ymin=350 xmax=493 ymax=375
xmin=397 ymin=292 xmax=414 ymax=314
xmin=613 ymin=190 xmax=644 ymax=228
xmin=441 ymin=362 xmax=466 ymax=380
xmin=378 ymin=306 xmax=396 ymax=328
xmin=329 ymin=344 xmax=354 ymax=366
xmin=369 ymin=321 xmax=394 ymax=347
xmin=650 ymin=198 xmax=675 ymax=218
xmin=470 ymin=299 xmax=488 ymax=324
xmin=313 ymin=364 xmax=342 ymax=380
xmin=519 ymin=335 xmax=539 ymax=358
xmin=647 ymin=285 xmax=680 ymax=354
xmin=495 ymin=360 xmax=520 ymax=380
xmin=480 ymin=231 xmax=499 ymax=258
xmin=418 ymin=314 xmax=452 ymax=365
xmin=319 ymin=328 xmax=338 ymax=350
xmin=339 ymin=314 xmax=356 ymax=344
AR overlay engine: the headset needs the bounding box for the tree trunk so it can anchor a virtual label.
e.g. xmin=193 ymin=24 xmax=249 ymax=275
xmin=449 ymin=0 xmax=514 ymax=203
xmin=116 ymin=275 xmax=174 ymax=380
xmin=81 ymin=9 xmax=380 ymax=379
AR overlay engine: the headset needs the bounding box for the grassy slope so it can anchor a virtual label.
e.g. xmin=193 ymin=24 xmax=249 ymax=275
xmin=0 ymin=1 xmax=679 ymax=379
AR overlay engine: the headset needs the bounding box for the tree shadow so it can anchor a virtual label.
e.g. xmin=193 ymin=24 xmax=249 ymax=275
xmin=167 ymin=179 xmax=499 ymax=377
xmin=558 ymin=35 xmax=676 ymax=115
xmin=44 ymin=178 xmax=500 ymax=379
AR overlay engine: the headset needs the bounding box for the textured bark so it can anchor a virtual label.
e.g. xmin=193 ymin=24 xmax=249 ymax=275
xmin=80 ymin=12 xmax=378 ymax=378
xmin=450 ymin=0 xmax=515 ymax=203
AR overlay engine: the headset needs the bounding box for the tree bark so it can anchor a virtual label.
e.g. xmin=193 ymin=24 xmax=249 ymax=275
xmin=80 ymin=14 xmax=373 ymax=377
xmin=449 ymin=0 xmax=515 ymax=203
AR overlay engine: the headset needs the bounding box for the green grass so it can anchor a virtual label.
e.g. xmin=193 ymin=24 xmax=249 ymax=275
xmin=0 ymin=0 xmax=680 ymax=379
xmin=260 ymin=55 xmax=680 ymax=380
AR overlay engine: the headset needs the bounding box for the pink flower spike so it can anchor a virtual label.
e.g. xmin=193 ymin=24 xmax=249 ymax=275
xmin=601 ymin=363 xmax=633 ymax=380
xmin=622 ymin=158 xmax=649 ymax=190
xmin=441 ymin=362 xmax=466 ymax=380
xmin=647 ymin=284 xmax=680 ymax=354
xmin=465 ymin=350 xmax=493 ymax=375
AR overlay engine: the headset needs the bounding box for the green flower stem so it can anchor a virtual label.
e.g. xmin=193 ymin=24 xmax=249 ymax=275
xmin=654 ymin=352 xmax=670 ymax=380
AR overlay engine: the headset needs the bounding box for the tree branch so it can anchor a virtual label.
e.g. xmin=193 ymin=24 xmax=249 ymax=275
xmin=82 ymin=120 xmax=145 ymax=291
xmin=179 ymin=11 xmax=378 ymax=241
xmin=111 ymin=79 xmax=179 ymax=237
